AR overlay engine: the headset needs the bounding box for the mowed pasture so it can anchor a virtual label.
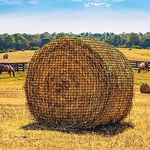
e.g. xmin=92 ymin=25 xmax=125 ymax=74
xmin=117 ymin=48 xmax=150 ymax=61
xmin=0 ymin=50 xmax=34 ymax=63
xmin=0 ymin=49 xmax=150 ymax=150
xmin=0 ymin=48 xmax=150 ymax=63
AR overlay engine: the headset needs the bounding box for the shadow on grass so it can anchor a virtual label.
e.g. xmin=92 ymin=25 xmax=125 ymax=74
xmin=22 ymin=122 xmax=134 ymax=137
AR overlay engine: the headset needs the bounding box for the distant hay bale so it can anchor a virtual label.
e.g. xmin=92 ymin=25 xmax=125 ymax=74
xmin=140 ymin=83 xmax=150 ymax=93
xmin=3 ymin=54 xmax=8 ymax=59
xmin=25 ymin=38 xmax=134 ymax=129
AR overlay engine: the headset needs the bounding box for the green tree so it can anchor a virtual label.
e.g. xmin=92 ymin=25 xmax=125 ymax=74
xmin=126 ymin=33 xmax=140 ymax=47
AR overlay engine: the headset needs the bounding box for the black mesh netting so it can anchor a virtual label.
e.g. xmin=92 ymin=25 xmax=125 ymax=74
xmin=25 ymin=38 xmax=134 ymax=129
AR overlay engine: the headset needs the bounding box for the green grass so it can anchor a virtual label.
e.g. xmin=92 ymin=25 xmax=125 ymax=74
xmin=134 ymin=71 xmax=150 ymax=86
xmin=1 ymin=70 xmax=148 ymax=87
xmin=0 ymin=72 xmax=26 ymax=88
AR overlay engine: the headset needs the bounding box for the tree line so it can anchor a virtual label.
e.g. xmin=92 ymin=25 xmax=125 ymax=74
xmin=1 ymin=32 xmax=150 ymax=52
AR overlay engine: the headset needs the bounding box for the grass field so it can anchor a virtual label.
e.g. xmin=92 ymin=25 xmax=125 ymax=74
xmin=0 ymin=48 xmax=150 ymax=150
xmin=0 ymin=51 xmax=35 ymax=63
xmin=0 ymin=70 xmax=150 ymax=150
xmin=0 ymin=48 xmax=150 ymax=63
xmin=117 ymin=48 xmax=150 ymax=61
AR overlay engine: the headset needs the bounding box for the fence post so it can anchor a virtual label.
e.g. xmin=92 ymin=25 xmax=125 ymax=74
xmin=17 ymin=63 xmax=19 ymax=72
xmin=23 ymin=63 xmax=25 ymax=72
xmin=136 ymin=61 xmax=138 ymax=68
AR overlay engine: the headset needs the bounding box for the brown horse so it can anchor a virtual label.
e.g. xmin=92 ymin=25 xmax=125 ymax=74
xmin=0 ymin=64 xmax=15 ymax=77
xmin=138 ymin=62 xmax=149 ymax=73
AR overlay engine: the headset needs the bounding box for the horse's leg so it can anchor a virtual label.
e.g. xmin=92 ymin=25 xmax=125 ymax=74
xmin=138 ymin=68 xmax=140 ymax=73
xmin=8 ymin=71 xmax=11 ymax=77
xmin=146 ymin=66 xmax=149 ymax=72
xmin=147 ymin=68 xmax=149 ymax=72
xmin=143 ymin=68 xmax=145 ymax=73
xmin=12 ymin=70 xmax=15 ymax=77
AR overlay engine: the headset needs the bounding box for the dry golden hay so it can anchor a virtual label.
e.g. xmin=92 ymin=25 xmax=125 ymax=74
xmin=140 ymin=83 xmax=150 ymax=93
xmin=25 ymin=38 xmax=134 ymax=129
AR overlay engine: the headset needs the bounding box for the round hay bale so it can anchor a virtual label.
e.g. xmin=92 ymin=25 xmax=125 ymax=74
xmin=140 ymin=83 xmax=150 ymax=93
xmin=3 ymin=54 xmax=8 ymax=59
xmin=25 ymin=38 xmax=134 ymax=129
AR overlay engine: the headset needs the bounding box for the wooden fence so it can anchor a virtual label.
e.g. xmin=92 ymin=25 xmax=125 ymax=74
xmin=129 ymin=60 xmax=150 ymax=70
xmin=0 ymin=60 xmax=150 ymax=72
xmin=0 ymin=62 xmax=29 ymax=72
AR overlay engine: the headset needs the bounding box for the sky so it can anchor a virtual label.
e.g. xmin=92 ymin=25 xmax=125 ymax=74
xmin=0 ymin=0 xmax=150 ymax=34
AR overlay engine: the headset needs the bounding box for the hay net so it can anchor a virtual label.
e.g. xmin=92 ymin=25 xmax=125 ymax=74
xmin=25 ymin=38 xmax=134 ymax=129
